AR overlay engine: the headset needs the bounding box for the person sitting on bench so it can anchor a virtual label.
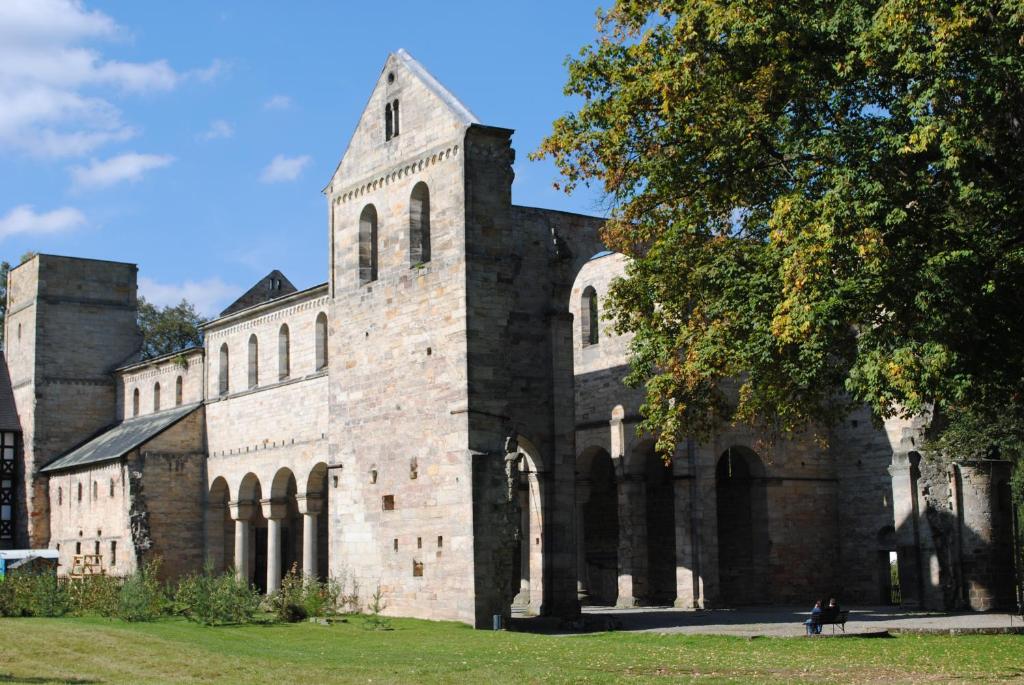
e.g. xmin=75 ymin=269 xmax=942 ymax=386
xmin=821 ymin=597 xmax=840 ymax=623
xmin=804 ymin=600 xmax=823 ymax=635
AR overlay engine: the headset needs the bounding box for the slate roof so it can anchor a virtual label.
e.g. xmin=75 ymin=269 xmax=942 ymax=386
xmin=41 ymin=402 xmax=202 ymax=473
xmin=219 ymin=270 xmax=296 ymax=317
xmin=0 ymin=355 xmax=20 ymax=432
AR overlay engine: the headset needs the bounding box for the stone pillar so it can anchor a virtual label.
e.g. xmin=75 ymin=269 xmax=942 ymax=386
xmin=673 ymin=459 xmax=700 ymax=608
xmin=296 ymin=494 xmax=323 ymax=579
xmin=954 ymin=460 xmax=1014 ymax=611
xmin=616 ymin=473 xmax=646 ymax=606
xmin=262 ymin=499 xmax=287 ymax=594
xmin=229 ymin=500 xmax=254 ymax=584
xmin=576 ymin=479 xmax=591 ymax=600
xmin=205 ymin=500 xmax=227 ymax=573
xmin=888 ymin=452 xmax=923 ymax=608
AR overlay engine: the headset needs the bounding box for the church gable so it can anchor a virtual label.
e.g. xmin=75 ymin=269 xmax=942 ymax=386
xmin=328 ymin=49 xmax=478 ymax=188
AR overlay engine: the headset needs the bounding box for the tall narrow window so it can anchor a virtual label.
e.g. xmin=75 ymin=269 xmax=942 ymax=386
xmin=175 ymin=376 xmax=183 ymax=406
xmin=110 ymin=541 xmax=117 ymax=566
xmin=77 ymin=483 xmax=82 ymax=502
xmin=409 ymin=182 xmax=431 ymax=265
xmin=153 ymin=382 xmax=160 ymax=412
xmin=392 ymin=99 xmax=400 ymax=136
xmin=359 ymin=204 xmax=379 ymax=285
xmin=315 ymin=312 xmax=328 ymax=370
xmin=278 ymin=324 xmax=290 ymax=380
xmin=248 ymin=334 xmax=259 ymax=389
xmin=218 ymin=343 xmax=229 ymax=396
xmin=581 ymin=286 xmax=599 ymax=346
xmin=385 ymin=102 xmax=393 ymax=141
xmin=132 ymin=388 xmax=140 ymax=417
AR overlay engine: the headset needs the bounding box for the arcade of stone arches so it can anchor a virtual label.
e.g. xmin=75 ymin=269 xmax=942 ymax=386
xmin=206 ymin=463 xmax=330 ymax=593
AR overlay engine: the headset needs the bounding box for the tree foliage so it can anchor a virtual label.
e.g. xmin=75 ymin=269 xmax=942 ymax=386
xmin=537 ymin=1 xmax=1024 ymax=460
xmin=137 ymin=297 xmax=206 ymax=360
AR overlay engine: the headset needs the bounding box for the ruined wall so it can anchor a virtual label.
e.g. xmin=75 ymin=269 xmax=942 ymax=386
xmin=5 ymin=255 xmax=140 ymax=547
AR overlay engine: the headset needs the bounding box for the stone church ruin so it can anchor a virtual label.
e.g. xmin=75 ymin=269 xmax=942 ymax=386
xmin=0 ymin=51 xmax=1017 ymax=626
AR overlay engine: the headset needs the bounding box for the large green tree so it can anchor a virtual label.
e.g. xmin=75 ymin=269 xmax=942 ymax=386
xmin=137 ymin=298 xmax=206 ymax=360
xmin=537 ymin=0 xmax=1024 ymax=462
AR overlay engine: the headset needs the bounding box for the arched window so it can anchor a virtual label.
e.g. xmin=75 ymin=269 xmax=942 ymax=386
xmin=278 ymin=324 xmax=290 ymax=380
xmin=248 ymin=334 xmax=259 ymax=389
xmin=359 ymin=205 xmax=379 ymax=285
xmin=392 ymin=99 xmax=400 ymax=136
xmin=581 ymin=286 xmax=599 ymax=346
xmin=385 ymin=102 xmax=393 ymax=141
xmin=218 ymin=343 xmax=229 ymax=396
xmin=315 ymin=312 xmax=328 ymax=370
xmin=175 ymin=376 xmax=183 ymax=406
xmin=153 ymin=382 xmax=161 ymax=412
xmin=409 ymin=182 xmax=431 ymax=265
xmin=132 ymin=388 xmax=140 ymax=417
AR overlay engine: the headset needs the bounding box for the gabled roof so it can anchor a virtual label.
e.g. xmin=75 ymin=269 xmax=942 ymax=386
xmin=0 ymin=355 xmax=20 ymax=432
xmin=394 ymin=49 xmax=479 ymax=126
xmin=219 ymin=270 xmax=296 ymax=317
xmin=41 ymin=402 xmax=202 ymax=474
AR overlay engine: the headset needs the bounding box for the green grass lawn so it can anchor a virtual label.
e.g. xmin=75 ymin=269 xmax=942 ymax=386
xmin=0 ymin=615 xmax=1021 ymax=684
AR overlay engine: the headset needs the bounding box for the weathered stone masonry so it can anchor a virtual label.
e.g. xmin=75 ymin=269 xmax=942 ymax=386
xmin=1 ymin=49 xmax=1015 ymax=622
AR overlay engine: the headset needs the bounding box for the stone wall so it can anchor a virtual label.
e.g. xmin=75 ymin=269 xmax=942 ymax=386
xmin=47 ymin=460 xmax=132 ymax=576
xmin=118 ymin=349 xmax=204 ymax=420
xmin=6 ymin=255 xmax=140 ymax=547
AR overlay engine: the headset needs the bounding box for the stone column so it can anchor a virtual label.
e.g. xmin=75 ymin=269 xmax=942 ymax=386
xmin=673 ymin=469 xmax=699 ymax=608
xmin=576 ymin=479 xmax=591 ymax=600
xmin=616 ymin=472 xmax=646 ymax=606
xmin=262 ymin=499 xmax=287 ymax=594
xmin=229 ymin=500 xmax=254 ymax=584
xmin=296 ymin=494 xmax=323 ymax=579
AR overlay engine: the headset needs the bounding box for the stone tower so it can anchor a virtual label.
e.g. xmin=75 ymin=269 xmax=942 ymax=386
xmin=324 ymin=50 xmax=583 ymax=626
xmin=5 ymin=255 xmax=140 ymax=547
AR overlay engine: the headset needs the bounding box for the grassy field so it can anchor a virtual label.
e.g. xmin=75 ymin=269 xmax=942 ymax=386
xmin=0 ymin=615 xmax=1021 ymax=684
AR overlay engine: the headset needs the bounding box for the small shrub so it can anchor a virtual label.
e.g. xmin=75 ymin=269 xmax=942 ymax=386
xmin=174 ymin=564 xmax=261 ymax=625
xmin=364 ymin=584 xmax=391 ymax=631
xmin=268 ymin=564 xmax=344 ymax=622
xmin=8 ymin=571 xmax=70 ymax=617
xmin=68 ymin=574 xmax=121 ymax=617
xmin=116 ymin=559 xmax=165 ymax=621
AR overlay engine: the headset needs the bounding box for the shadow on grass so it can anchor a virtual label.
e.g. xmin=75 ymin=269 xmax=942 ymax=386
xmin=0 ymin=675 xmax=102 ymax=684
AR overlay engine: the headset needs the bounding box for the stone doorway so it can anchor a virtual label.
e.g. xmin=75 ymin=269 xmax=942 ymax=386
xmin=578 ymin=447 xmax=618 ymax=605
xmin=715 ymin=446 xmax=768 ymax=605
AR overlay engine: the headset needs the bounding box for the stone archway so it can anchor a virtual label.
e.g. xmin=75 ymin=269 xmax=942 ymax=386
xmin=232 ymin=472 xmax=264 ymax=590
xmin=715 ymin=446 xmax=768 ymax=605
xmin=637 ymin=442 xmax=676 ymax=605
xmin=303 ymin=463 xmax=329 ymax=580
xmin=266 ymin=468 xmax=298 ymax=593
xmin=206 ymin=477 xmax=232 ymax=573
xmin=510 ymin=436 xmax=545 ymax=615
xmin=577 ymin=447 xmax=618 ymax=605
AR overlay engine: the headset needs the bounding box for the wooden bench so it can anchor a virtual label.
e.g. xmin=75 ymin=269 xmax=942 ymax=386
xmin=808 ymin=609 xmax=849 ymax=634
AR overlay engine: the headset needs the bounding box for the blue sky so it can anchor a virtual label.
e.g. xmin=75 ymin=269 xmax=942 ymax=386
xmin=0 ymin=0 xmax=607 ymax=315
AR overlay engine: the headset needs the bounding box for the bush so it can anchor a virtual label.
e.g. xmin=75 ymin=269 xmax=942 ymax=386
xmin=173 ymin=564 xmax=261 ymax=625
xmin=116 ymin=560 xmax=166 ymax=621
xmin=267 ymin=564 xmax=343 ymax=622
xmin=0 ymin=571 xmax=69 ymax=617
xmin=67 ymin=574 xmax=121 ymax=617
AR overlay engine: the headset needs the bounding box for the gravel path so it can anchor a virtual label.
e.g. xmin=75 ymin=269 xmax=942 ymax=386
xmin=577 ymin=605 xmax=1024 ymax=637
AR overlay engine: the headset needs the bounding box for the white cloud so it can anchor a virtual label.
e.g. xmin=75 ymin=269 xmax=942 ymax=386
xmin=0 ymin=0 xmax=204 ymax=158
xmin=260 ymin=154 xmax=310 ymax=183
xmin=138 ymin=276 xmax=239 ymax=317
xmin=199 ymin=119 xmax=233 ymax=141
xmin=263 ymin=94 xmax=292 ymax=110
xmin=0 ymin=204 xmax=86 ymax=239
xmin=188 ymin=58 xmax=228 ymax=83
xmin=71 ymin=152 xmax=174 ymax=190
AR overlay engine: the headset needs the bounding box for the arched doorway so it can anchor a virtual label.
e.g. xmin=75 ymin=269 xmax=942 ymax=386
xmin=268 ymin=468 xmax=299 ymax=592
xmin=510 ymin=437 xmax=545 ymax=615
xmin=305 ymin=463 xmax=330 ymax=580
xmin=578 ymin=447 xmax=618 ymax=605
xmin=638 ymin=442 xmax=675 ymax=604
xmin=877 ymin=525 xmax=899 ymax=605
xmin=237 ymin=472 xmax=266 ymax=592
xmin=207 ymin=477 xmax=232 ymax=573
xmin=715 ymin=446 xmax=767 ymax=604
